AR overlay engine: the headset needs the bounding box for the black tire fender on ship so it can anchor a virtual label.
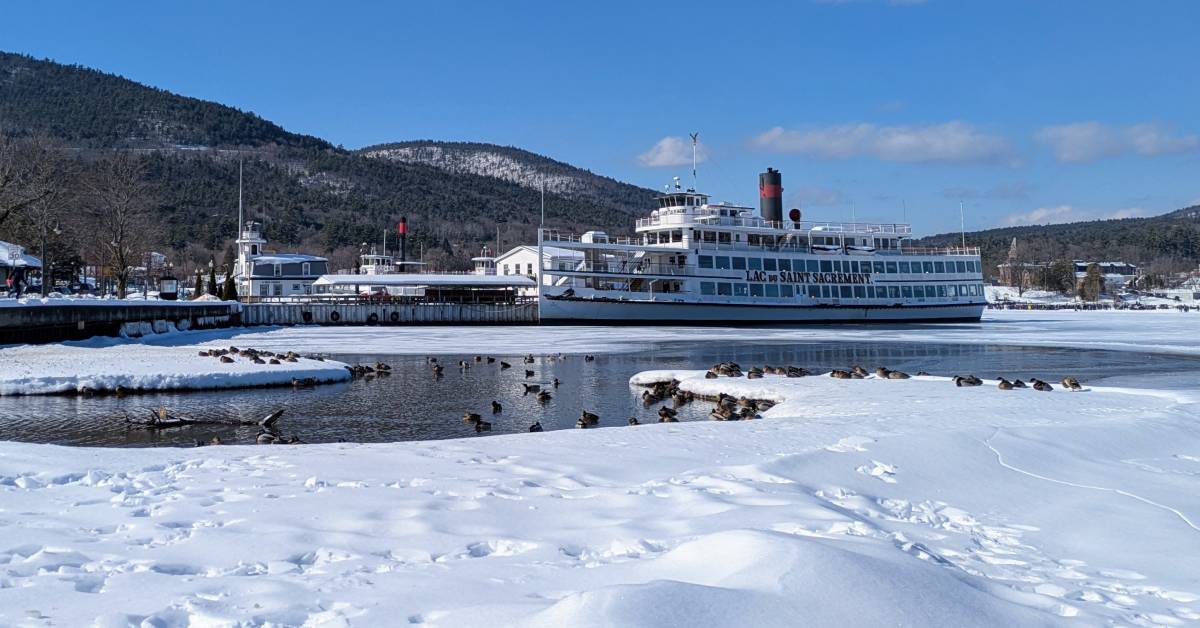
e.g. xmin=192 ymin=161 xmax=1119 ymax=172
xmin=329 ymin=310 xmax=341 ymax=323
xmin=367 ymin=312 xmax=379 ymax=324
xmin=301 ymin=311 xmax=313 ymax=323
xmin=390 ymin=311 xmax=400 ymax=323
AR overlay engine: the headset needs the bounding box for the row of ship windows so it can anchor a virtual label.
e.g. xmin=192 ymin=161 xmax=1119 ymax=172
xmin=698 ymin=282 xmax=985 ymax=299
xmin=697 ymin=256 xmax=980 ymax=274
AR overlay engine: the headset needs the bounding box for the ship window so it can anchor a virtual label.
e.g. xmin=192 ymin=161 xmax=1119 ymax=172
xmin=778 ymin=259 xmax=790 ymax=271
xmin=937 ymin=285 xmax=947 ymax=297
xmin=766 ymin=284 xmax=780 ymax=297
xmin=934 ymin=262 xmax=945 ymax=273
xmin=926 ymin=285 xmax=937 ymax=297
xmin=273 ymin=264 xmax=282 ymax=276
xmin=762 ymin=258 xmax=776 ymax=271
xmin=715 ymin=256 xmax=731 ymax=270
xmin=820 ymin=260 xmax=832 ymax=273
xmin=292 ymin=283 xmax=301 ymax=291
xmin=672 ymin=230 xmax=682 ymax=242
xmin=849 ymin=261 xmax=859 ymax=273
xmin=914 ymin=286 xmax=925 ymax=298
xmin=959 ymin=284 xmax=968 ymax=296
xmin=732 ymin=257 xmax=746 ymax=270
xmin=873 ymin=261 xmax=884 ymax=274
xmin=902 ymin=285 xmax=913 ymax=298
xmin=718 ymin=232 xmax=731 ymax=244
xmin=699 ymin=255 xmax=714 ymax=269
xmin=748 ymin=234 xmax=760 ymax=247
xmin=923 ymin=262 xmax=934 ymax=274
xmin=947 ymin=285 xmax=957 ymax=297
xmin=749 ymin=283 xmax=764 ymax=297
xmin=832 ymin=260 xmax=842 ymax=272
xmin=748 ymin=258 xmax=762 ymax=271
xmin=807 ymin=260 xmax=819 ymax=272
xmin=703 ymin=231 xmax=717 ymax=243
xmin=854 ymin=286 xmax=865 ymax=298
xmin=899 ymin=261 xmax=911 ymax=273
xmin=971 ymin=261 xmax=980 ymax=273
xmin=733 ymin=283 xmax=748 ymax=296
xmin=839 ymin=286 xmax=852 ymax=298
xmin=700 ymin=281 xmax=715 ymax=295
xmin=886 ymin=261 xmax=897 ymax=273
xmin=956 ymin=261 xmax=966 ymax=273
xmin=808 ymin=285 xmax=820 ymax=298
xmin=866 ymin=286 xmax=876 ymax=298
xmin=717 ymin=283 xmax=732 ymax=296
xmin=821 ymin=285 xmax=831 ymax=298
xmin=302 ymin=262 xmax=311 ymax=276
xmin=888 ymin=286 xmax=900 ymax=299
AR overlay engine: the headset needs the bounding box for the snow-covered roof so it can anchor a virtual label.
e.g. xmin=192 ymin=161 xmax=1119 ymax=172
xmin=0 ymin=241 xmax=41 ymax=268
xmin=312 ymin=273 xmax=535 ymax=288
xmin=496 ymin=245 xmax=585 ymax=262
xmin=251 ymin=253 xmax=327 ymax=264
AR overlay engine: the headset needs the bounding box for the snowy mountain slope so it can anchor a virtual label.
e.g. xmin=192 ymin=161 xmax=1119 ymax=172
xmin=358 ymin=141 xmax=657 ymax=216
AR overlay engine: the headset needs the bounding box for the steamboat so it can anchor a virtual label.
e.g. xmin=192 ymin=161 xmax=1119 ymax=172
xmin=537 ymin=168 xmax=985 ymax=323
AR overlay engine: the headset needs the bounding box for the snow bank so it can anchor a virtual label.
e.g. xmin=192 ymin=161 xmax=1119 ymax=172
xmin=2 ymin=370 xmax=1198 ymax=625
xmin=0 ymin=342 xmax=349 ymax=395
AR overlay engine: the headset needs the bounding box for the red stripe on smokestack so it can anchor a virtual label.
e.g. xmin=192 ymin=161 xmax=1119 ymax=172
xmin=397 ymin=218 xmax=407 ymax=234
xmin=759 ymin=184 xmax=782 ymax=198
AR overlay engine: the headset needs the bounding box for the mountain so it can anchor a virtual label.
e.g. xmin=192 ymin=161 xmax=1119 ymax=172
xmin=358 ymin=141 xmax=654 ymax=217
xmin=0 ymin=52 xmax=657 ymax=271
xmin=915 ymin=206 xmax=1200 ymax=279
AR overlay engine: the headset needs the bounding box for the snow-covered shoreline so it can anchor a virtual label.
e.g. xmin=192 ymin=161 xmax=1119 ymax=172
xmin=2 ymin=309 xmax=1199 ymax=625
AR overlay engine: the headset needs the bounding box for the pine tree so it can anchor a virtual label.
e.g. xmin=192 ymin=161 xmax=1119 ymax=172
xmin=221 ymin=272 xmax=236 ymax=302
xmin=192 ymin=271 xmax=203 ymax=299
xmin=1080 ymin=263 xmax=1104 ymax=301
xmin=206 ymin=263 xmax=217 ymax=296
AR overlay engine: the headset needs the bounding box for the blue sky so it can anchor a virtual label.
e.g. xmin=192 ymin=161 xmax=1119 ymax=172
xmin=3 ymin=0 xmax=1198 ymax=236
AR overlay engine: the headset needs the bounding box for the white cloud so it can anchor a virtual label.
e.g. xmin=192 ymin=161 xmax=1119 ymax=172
xmin=637 ymin=136 xmax=708 ymax=168
xmin=1000 ymin=204 xmax=1149 ymax=227
xmin=1034 ymin=122 xmax=1199 ymax=163
xmin=750 ymin=122 xmax=1014 ymax=165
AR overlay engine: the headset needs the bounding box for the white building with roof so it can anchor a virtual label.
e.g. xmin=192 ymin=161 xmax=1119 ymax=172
xmin=234 ymin=221 xmax=328 ymax=299
xmin=0 ymin=240 xmax=41 ymax=284
xmin=495 ymin=245 xmax=584 ymax=285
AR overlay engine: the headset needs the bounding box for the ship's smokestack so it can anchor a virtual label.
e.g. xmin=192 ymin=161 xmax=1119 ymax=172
xmin=759 ymin=168 xmax=783 ymax=224
xmin=397 ymin=216 xmax=408 ymax=272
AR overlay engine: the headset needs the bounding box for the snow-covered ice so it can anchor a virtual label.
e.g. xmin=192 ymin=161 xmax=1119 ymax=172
xmin=1 ymin=309 xmax=1199 ymax=626
xmin=0 ymin=336 xmax=349 ymax=395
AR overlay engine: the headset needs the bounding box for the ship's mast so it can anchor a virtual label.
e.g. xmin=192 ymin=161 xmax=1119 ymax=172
xmin=689 ymin=132 xmax=699 ymax=191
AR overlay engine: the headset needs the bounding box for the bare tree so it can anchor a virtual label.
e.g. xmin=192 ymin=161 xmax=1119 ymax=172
xmin=0 ymin=134 xmax=62 ymax=230
xmin=86 ymin=153 xmax=154 ymax=298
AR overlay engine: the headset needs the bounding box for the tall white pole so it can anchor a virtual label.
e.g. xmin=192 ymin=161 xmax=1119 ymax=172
xmin=959 ymin=200 xmax=966 ymax=249
xmin=689 ymin=132 xmax=699 ymax=191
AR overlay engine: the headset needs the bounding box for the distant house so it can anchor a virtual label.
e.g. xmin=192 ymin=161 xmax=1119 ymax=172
xmin=997 ymin=238 xmax=1139 ymax=292
xmin=495 ymin=245 xmax=584 ymax=286
xmin=1072 ymin=260 xmax=1139 ymax=291
xmin=0 ymin=240 xmax=41 ymax=284
xmin=233 ymin=221 xmax=328 ymax=299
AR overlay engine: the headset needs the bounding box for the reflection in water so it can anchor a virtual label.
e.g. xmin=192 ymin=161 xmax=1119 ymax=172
xmin=1 ymin=340 xmax=1196 ymax=447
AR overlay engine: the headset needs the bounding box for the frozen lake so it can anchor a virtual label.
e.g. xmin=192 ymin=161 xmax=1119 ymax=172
xmin=2 ymin=335 xmax=1197 ymax=446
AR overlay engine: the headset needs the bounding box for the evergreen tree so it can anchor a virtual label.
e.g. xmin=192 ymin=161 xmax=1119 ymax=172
xmin=221 ymin=272 xmax=236 ymax=301
xmin=206 ymin=263 xmax=217 ymax=296
xmin=192 ymin=271 xmax=203 ymax=299
xmin=1040 ymin=260 xmax=1076 ymax=295
xmin=1080 ymin=263 xmax=1104 ymax=301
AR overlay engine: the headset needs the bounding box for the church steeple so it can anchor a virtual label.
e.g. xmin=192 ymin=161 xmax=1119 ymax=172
xmin=1007 ymin=237 xmax=1019 ymax=261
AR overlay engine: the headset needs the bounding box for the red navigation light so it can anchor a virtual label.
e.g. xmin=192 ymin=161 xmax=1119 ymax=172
xmin=788 ymin=208 xmax=801 ymax=222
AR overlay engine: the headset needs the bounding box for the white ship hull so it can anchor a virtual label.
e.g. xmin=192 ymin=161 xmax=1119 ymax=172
xmin=539 ymin=296 xmax=984 ymax=324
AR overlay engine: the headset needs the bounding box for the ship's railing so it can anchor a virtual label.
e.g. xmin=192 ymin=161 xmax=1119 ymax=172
xmin=541 ymin=231 xmax=639 ymax=246
xmin=899 ymin=246 xmax=980 ymax=256
xmin=635 ymin=212 xmax=912 ymax=235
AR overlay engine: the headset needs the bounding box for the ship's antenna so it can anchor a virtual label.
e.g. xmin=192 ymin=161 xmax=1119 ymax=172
xmin=902 ymin=199 xmax=907 ymax=224
xmin=689 ymin=132 xmax=699 ymax=191
xmin=237 ymin=156 xmax=244 ymax=235
xmin=959 ymin=200 xmax=966 ymax=249
xmin=540 ymin=177 xmax=546 ymax=228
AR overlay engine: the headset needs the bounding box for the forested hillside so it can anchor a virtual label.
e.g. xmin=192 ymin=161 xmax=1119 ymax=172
xmin=0 ymin=52 xmax=656 ymax=272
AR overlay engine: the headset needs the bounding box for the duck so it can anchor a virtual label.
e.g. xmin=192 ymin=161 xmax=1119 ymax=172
xmin=459 ymin=360 xmax=470 ymax=369
xmin=528 ymin=422 xmax=543 ymax=432
xmin=522 ymin=383 xmax=540 ymax=394
xmin=584 ymin=355 xmax=595 ymax=362
xmin=463 ymin=412 xmax=482 ymax=424
xmin=575 ymin=418 xmax=589 ymax=429
xmin=628 ymin=417 xmax=640 ymax=426
xmin=1012 ymin=379 xmax=1028 ymax=388
xmin=710 ymin=406 xmax=734 ymax=421
xmin=658 ymin=406 xmax=678 ymax=420
xmin=219 ymin=355 xmax=235 ymax=363
xmin=875 ymin=366 xmax=891 ymax=378
xmin=746 ymin=367 xmax=764 ymax=379
xmin=499 ymin=361 xmax=512 ymax=370
xmin=432 ymin=364 xmax=444 ymax=376
xmin=491 ymin=400 xmax=503 ymax=414
xmin=525 ymin=369 xmax=535 ymax=378
xmin=785 ymin=366 xmax=809 ymax=378
xmin=1032 ymin=378 xmax=1054 ymax=392
xmin=851 ymin=365 xmax=869 ymax=377
xmin=997 ymin=378 xmax=1014 ymax=390
xmin=198 ymin=350 xmax=210 ymax=357
xmin=581 ymin=410 xmax=600 ymax=425
xmin=705 ymin=371 xmax=719 ymax=379
xmin=536 ymin=390 xmax=552 ymax=403
xmin=552 ymin=378 xmax=561 ymax=388
xmin=916 ymin=371 xmax=931 ymax=377
xmin=486 ymin=356 xmax=496 ymax=364
xmin=256 ymin=432 xmax=278 ymax=445
xmin=269 ymin=358 xmax=281 ymax=365
xmin=524 ymin=354 xmax=535 ymax=364
xmin=830 ymin=369 xmax=852 ymax=379
xmin=887 ymin=370 xmax=911 ymax=380
xmin=474 ymin=355 xmax=483 ymax=362
xmin=1061 ymin=376 xmax=1082 ymax=391
xmin=475 ymin=420 xmax=492 ymax=432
